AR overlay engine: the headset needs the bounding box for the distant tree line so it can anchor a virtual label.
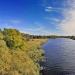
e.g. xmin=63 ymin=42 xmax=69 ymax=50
xmin=22 ymin=33 xmax=75 ymax=40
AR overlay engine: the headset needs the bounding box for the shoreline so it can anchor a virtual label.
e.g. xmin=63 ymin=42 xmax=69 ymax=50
xmin=39 ymin=39 xmax=48 ymax=75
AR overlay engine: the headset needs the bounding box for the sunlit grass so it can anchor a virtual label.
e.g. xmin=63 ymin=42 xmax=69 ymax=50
xmin=0 ymin=29 xmax=47 ymax=75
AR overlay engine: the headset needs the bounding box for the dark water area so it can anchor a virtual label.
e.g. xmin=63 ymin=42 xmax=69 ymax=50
xmin=42 ymin=38 xmax=75 ymax=75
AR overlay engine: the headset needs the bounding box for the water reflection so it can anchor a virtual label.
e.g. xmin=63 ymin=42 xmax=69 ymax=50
xmin=42 ymin=38 xmax=75 ymax=75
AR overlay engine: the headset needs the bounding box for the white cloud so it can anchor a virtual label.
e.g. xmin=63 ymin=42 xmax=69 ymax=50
xmin=0 ymin=19 xmax=23 ymax=30
xmin=44 ymin=0 xmax=75 ymax=35
xmin=0 ymin=23 xmax=14 ymax=29
xmin=45 ymin=6 xmax=53 ymax=12
xmin=10 ymin=20 xmax=21 ymax=24
xmin=22 ymin=22 xmax=56 ymax=35
xmin=58 ymin=0 xmax=75 ymax=35
xmin=45 ymin=17 xmax=60 ymax=22
xmin=45 ymin=6 xmax=62 ymax=12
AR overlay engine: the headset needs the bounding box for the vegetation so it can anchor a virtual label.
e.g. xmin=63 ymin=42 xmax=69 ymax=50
xmin=22 ymin=33 xmax=75 ymax=40
xmin=0 ymin=28 xmax=46 ymax=75
xmin=0 ymin=28 xmax=74 ymax=75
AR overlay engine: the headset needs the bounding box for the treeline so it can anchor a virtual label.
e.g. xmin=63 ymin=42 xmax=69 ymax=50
xmin=22 ymin=33 xmax=75 ymax=40
xmin=22 ymin=34 xmax=59 ymax=39
xmin=0 ymin=28 xmax=45 ymax=75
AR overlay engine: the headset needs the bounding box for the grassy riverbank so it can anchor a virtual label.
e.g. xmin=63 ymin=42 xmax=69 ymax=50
xmin=0 ymin=28 xmax=47 ymax=75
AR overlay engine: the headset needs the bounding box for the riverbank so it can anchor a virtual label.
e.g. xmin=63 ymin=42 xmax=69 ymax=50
xmin=0 ymin=28 xmax=48 ymax=75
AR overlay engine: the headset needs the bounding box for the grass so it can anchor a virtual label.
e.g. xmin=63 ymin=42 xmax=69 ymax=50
xmin=0 ymin=29 xmax=47 ymax=75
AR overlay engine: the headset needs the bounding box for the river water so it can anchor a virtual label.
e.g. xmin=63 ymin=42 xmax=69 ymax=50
xmin=42 ymin=38 xmax=75 ymax=75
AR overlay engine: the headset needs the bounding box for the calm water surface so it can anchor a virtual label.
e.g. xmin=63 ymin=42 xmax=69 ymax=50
xmin=42 ymin=38 xmax=75 ymax=75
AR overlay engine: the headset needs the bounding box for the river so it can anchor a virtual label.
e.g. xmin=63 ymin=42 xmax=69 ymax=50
xmin=42 ymin=38 xmax=75 ymax=75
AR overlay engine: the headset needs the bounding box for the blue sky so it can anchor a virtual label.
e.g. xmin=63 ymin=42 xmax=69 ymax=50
xmin=0 ymin=0 xmax=75 ymax=35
